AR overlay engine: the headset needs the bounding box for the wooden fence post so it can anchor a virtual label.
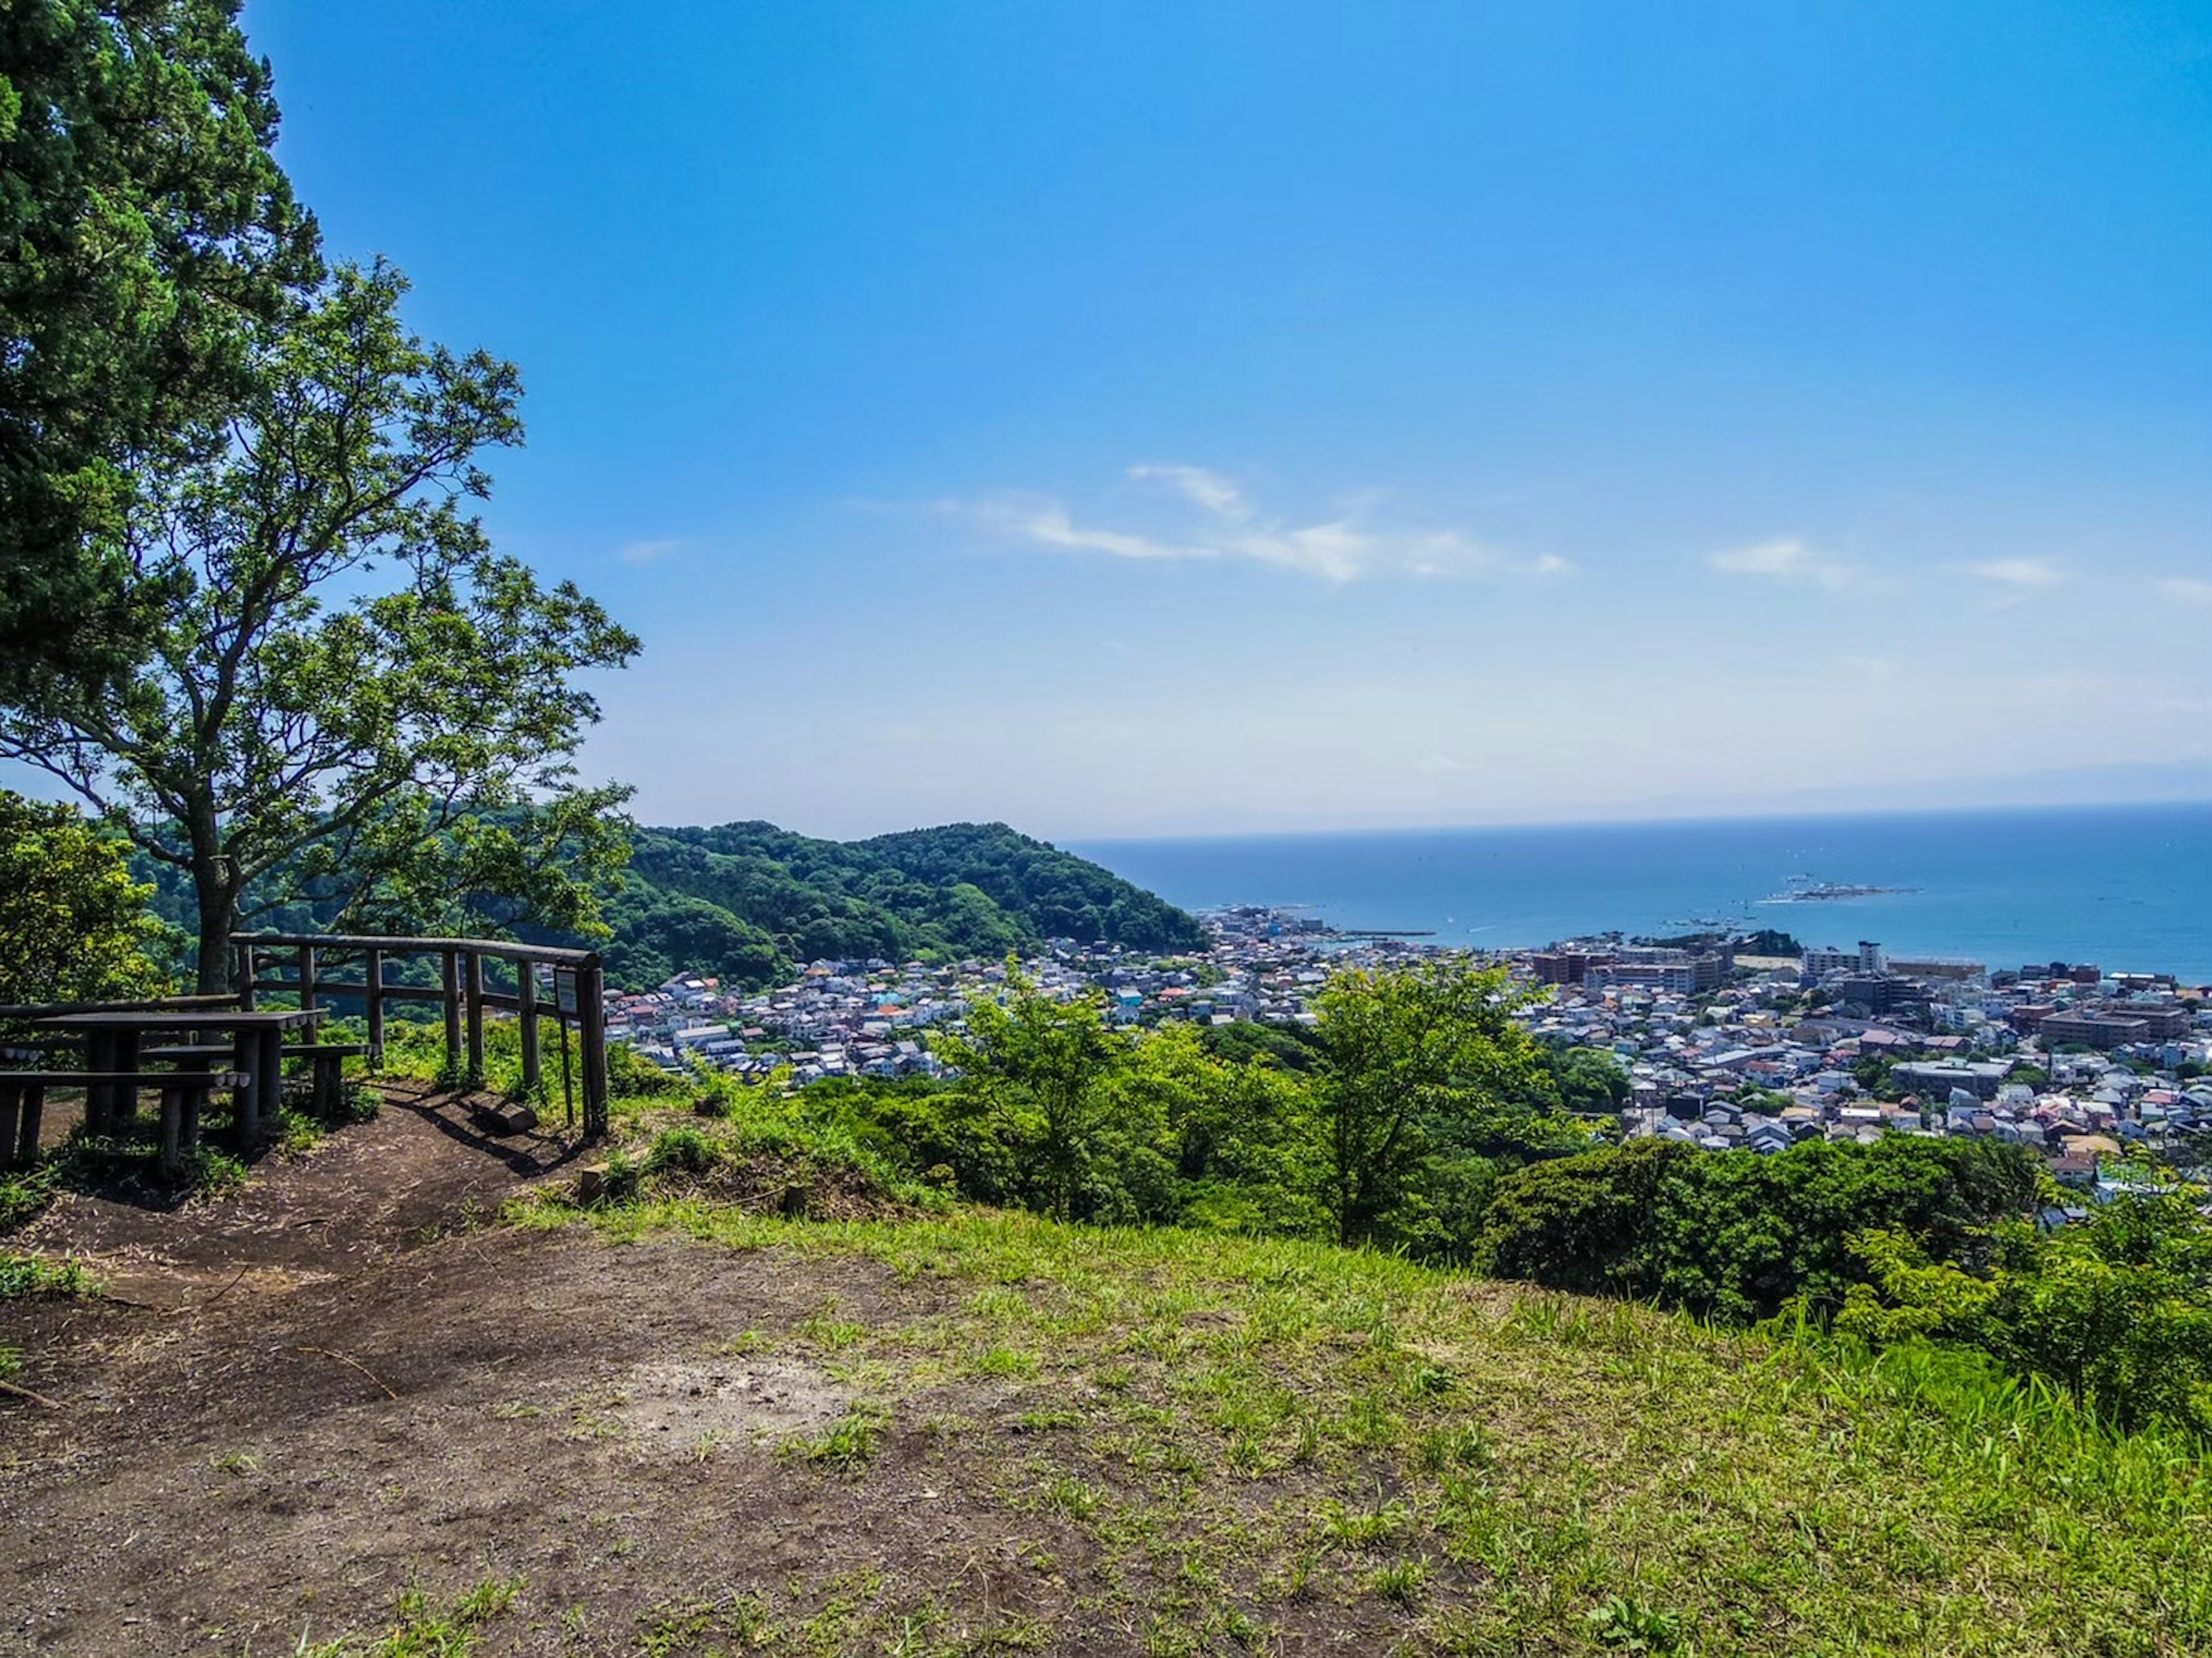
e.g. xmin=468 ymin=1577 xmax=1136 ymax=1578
xmin=577 ymin=956 xmax=608 ymax=1139
xmin=464 ymin=949 xmax=485 ymax=1086
xmin=517 ymin=961 xmax=541 ymax=1097
xmin=441 ymin=949 xmax=462 ymax=1082
xmin=237 ymin=942 xmax=257 ymax=1011
xmin=365 ymin=947 xmax=385 ymax=1067
xmin=299 ymin=943 xmax=317 ymax=1013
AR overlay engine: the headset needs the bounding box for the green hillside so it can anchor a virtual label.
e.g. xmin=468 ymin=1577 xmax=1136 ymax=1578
xmin=600 ymin=819 xmax=1203 ymax=990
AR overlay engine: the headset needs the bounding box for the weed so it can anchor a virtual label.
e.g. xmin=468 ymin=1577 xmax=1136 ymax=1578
xmin=786 ymin=1405 xmax=888 ymax=1471
xmin=644 ymin=1124 xmax=718 ymax=1178
xmin=1368 ymin=1554 xmax=1429 ymax=1604
xmin=1315 ymin=1496 xmax=1414 ymax=1550
xmin=1042 ymin=1474 xmax=1104 ymax=1518
xmin=0 ymin=1253 xmax=99 ymax=1300
xmin=1015 ymin=1405 xmax=1082 ymax=1433
xmin=1585 ymin=1593 xmax=1689 ymax=1652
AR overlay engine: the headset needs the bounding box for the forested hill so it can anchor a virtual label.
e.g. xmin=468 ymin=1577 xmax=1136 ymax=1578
xmin=599 ymin=819 xmax=1204 ymax=991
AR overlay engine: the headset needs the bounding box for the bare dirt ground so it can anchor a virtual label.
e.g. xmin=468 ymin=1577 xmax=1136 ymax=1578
xmin=0 ymin=1089 xmax=1105 ymax=1657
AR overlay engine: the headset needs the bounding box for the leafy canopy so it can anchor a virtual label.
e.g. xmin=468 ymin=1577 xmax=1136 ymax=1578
xmin=0 ymin=260 xmax=638 ymax=986
xmin=0 ymin=0 xmax=321 ymax=693
xmin=0 ymin=788 xmax=171 ymax=1008
xmin=1314 ymin=957 xmax=1552 ymax=1244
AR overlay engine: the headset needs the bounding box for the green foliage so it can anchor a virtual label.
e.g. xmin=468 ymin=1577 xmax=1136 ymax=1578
xmin=0 ymin=1252 xmax=98 ymax=1301
xmin=643 ymin=1125 xmax=717 ymax=1177
xmin=1840 ymin=1168 xmax=2212 ymax=1438
xmin=1313 ymin=958 xmax=1555 ymax=1244
xmin=0 ymin=0 xmax=321 ymax=693
xmin=0 ymin=790 xmax=172 ymax=1007
xmin=1478 ymin=1135 xmax=2041 ymax=1323
xmin=932 ymin=959 xmax=1120 ymax=1221
xmin=0 ymin=260 xmax=638 ymax=988
xmin=597 ymin=820 xmax=1204 ymax=990
xmin=1529 ymin=1041 xmax=1633 ymax=1114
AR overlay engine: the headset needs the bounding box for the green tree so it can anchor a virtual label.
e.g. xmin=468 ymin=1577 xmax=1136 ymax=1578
xmin=1840 ymin=1167 xmax=2212 ymax=1437
xmin=1313 ymin=958 xmax=1544 ymax=1245
xmin=933 ymin=958 xmax=1121 ymax=1219
xmin=0 ymin=789 xmax=171 ymax=1006
xmin=1 ymin=0 xmax=321 ymax=695
xmin=0 ymin=261 xmax=637 ymax=989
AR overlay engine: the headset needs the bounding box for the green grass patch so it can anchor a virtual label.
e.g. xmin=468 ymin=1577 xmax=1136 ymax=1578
xmin=0 ymin=1253 xmax=99 ymax=1301
xmin=286 ymin=1573 xmax=524 ymax=1657
xmin=513 ymin=1196 xmax=2212 ymax=1656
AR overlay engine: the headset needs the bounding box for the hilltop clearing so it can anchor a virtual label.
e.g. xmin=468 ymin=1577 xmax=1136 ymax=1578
xmin=2 ymin=1090 xmax=2207 ymax=1656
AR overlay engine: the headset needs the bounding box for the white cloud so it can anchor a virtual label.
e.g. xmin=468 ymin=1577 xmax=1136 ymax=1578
xmin=1705 ymin=537 xmax=1860 ymax=591
xmin=1127 ymin=463 xmax=1248 ymax=518
xmin=952 ymin=465 xmax=1567 ymax=583
xmin=2156 ymin=576 xmax=2212 ymax=608
xmin=618 ymin=538 xmax=681 ymax=566
xmin=1417 ymin=753 xmax=1466 ymax=774
xmin=1958 ymin=557 xmax=2064 ymax=589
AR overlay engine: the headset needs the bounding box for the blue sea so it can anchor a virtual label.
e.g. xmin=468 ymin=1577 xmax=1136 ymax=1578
xmin=1072 ymin=802 xmax=2212 ymax=984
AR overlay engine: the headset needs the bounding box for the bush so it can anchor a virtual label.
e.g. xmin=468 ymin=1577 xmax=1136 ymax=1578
xmin=644 ymin=1125 xmax=718 ymax=1177
xmin=1478 ymin=1136 xmax=2040 ymax=1323
xmin=1840 ymin=1174 xmax=2212 ymax=1439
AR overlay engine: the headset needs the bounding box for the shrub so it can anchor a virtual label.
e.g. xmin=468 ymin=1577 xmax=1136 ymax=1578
xmin=644 ymin=1125 xmax=718 ymax=1177
xmin=1478 ymin=1136 xmax=2039 ymax=1323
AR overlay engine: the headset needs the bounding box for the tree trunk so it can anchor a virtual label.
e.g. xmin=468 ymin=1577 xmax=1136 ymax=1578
xmin=194 ymin=882 xmax=237 ymax=995
xmin=186 ymin=796 xmax=237 ymax=995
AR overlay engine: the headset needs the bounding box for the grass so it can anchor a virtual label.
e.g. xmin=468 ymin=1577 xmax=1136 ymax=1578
xmin=0 ymin=1251 xmax=99 ymax=1301
xmin=279 ymin=1574 xmax=525 ymax=1657
xmin=504 ymin=1193 xmax=2212 ymax=1656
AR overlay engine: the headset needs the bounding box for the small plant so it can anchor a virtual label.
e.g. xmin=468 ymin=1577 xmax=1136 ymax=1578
xmin=1585 ymin=1593 xmax=1688 ymax=1652
xmin=354 ymin=1574 xmax=525 ymax=1657
xmin=0 ymin=1253 xmax=99 ymax=1301
xmin=1413 ymin=1421 xmax=1490 ymax=1472
xmin=1315 ymin=1496 xmax=1412 ymax=1549
xmin=1042 ymin=1474 xmax=1103 ymax=1517
xmin=644 ymin=1124 xmax=717 ymax=1178
xmin=785 ymin=1405 xmax=888 ymax=1472
xmin=210 ymin=1449 xmax=262 ymax=1477
xmin=1368 ymin=1554 xmax=1429 ymax=1605
xmin=972 ymin=1344 xmax=1038 ymax=1378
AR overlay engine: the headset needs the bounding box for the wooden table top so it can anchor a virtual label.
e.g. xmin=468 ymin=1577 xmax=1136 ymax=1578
xmin=36 ymin=1008 xmax=327 ymax=1031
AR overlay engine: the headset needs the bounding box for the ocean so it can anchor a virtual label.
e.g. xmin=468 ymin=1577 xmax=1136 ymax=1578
xmin=1072 ymin=802 xmax=2212 ymax=984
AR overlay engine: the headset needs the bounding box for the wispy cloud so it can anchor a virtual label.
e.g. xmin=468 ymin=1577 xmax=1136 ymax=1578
xmin=618 ymin=538 xmax=681 ymax=567
xmin=2156 ymin=576 xmax=2212 ymax=608
xmin=1126 ymin=463 xmax=1248 ymax=518
xmin=1705 ymin=537 xmax=1860 ymax=591
xmin=1958 ymin=557 xmax=2064 ymax=590
xmin=950 ymin=465 xmax=1567 ymax=583
xmin=1416 ymin=753 xmax=1466 ymax=774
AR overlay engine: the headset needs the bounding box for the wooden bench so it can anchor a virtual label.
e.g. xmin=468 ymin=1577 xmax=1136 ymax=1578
xmin=287 ymin=1042 xmax=370 ymax=1116
xmin=0 ymin=1069 xmax=246 ymax=1177
xmin=147 ymin=1040 xmax=366 ymax=1117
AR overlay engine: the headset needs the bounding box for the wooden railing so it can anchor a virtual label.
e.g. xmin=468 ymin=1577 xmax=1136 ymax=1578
xmin=229 ymin=933 xmax=608 ymax=1137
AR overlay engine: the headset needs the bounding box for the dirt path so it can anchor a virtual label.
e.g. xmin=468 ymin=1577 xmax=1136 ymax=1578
xmin=0 ymin=1094 xmax=1096 ymax=1657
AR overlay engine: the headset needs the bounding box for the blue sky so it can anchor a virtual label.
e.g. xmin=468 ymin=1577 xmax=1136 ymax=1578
xmin=244 ymin=0 xmax=2211 ymax=837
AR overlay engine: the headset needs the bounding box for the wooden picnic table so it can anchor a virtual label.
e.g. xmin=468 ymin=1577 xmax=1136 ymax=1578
xmin=35 ymin=1007 xmax=325 ymax=1147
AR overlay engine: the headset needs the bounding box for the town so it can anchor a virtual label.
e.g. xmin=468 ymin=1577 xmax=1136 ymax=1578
xmin=601 ymin=908 xmax=2212 ymax=1191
